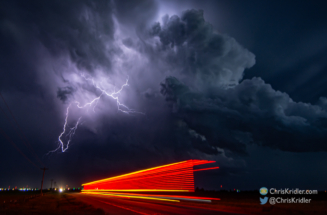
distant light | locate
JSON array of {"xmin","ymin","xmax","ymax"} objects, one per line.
[{"xmin": 59, "ymin": 188, "xmax": 63, "ymax": 192}]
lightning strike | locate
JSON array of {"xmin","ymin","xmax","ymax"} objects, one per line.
[{"xmin": 51, "ymin": 74, "xmax": 144, "ymax": 153}]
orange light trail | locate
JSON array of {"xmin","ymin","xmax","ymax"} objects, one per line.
[
  {"xmin": 83, "ymin": 160, "xmax": 189, "ymax": 186},
  {"xmin": 82, "ymin": 160, "xmax": 219, "ymax": 193},
  {"xmin": 82, "ymin": 189, "xmax": 190, "ymax": 192},
  {"xmin": 84, "ymin": 191, "xmax": 220, "ymax": 201},
  {"xmin": 83, "ymin": 191, "xmax": 180, "ymax": 202},
  {"xmin": 82, "ymin": 191, "xmax": 220, "ymax": 203}
]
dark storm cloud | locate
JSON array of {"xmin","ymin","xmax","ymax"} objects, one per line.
[
  {"xmin": 25, "ymin": 0, "xmax": 114, "ymax": 72},
  {"xmin": 218, "ymin": 0, "xmax": 327, "ymax": 104},
  {"xmin": 146, "ymin": 9, "xmax": 327, "ymax": 154},
  {"xmin": 160, "ymin": 76, "xmax": 327, "ymax": 153},
  {"xmin": 114, "ymin": 0, "xmax": 158, "ymax": 27},
  {"xmin": 57, "ymin": 86, "xmax": 75, "ymax": 103},
  {"xmin": 142, "ymin": 88, "xmax": 158, "ymax": 99},
  {"xmin": 0, "ymin": 0, "xmax": 114, "ymax": 94},
  {"xmin": 1, "ymin": 0, "xmax": 327, "ymax": 190},
  {"xmin": 147, "ymin": 9, "xmax": 255, "ymax": 90},
  {"xmin": 317, "ymin": 97, "xmax": 327, "ymax": 111},
  {"xmin": 0, "ymin": 0, "xmax": 117, "ymax": 188}
]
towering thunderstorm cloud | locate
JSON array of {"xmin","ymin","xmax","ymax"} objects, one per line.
[{"xmin": 51, "ymin": 74, "xmax": 144, "ymax": 153}]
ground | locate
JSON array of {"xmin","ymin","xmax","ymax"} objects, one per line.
[
  {"xmin": 0, "ymin": 191, "xmax": 326, "ymax": 214},
  {"xmin": 184, "ymin": 191, "xmax": 327, "ymax": 214},
  {"xmin": 0, "ymin": 191, "xmax": 105, "ymax": 215}
]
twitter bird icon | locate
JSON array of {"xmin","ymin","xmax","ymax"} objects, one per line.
[{"xmin": 260, "ymin": 197, "xmax": 268, "ymax": 205}]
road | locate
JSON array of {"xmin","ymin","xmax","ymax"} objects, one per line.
[{"xmin": 70, "ymin": 193, "xmax": 243, "ymax": 215}]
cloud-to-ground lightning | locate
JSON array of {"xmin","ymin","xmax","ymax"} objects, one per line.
[{"xmin": 50, "ymin": 74, "xmax": 144, "ymax": 153}]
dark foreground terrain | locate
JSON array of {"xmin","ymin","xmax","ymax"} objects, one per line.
[
  {"xmin": 0, "ymin": 191, "xmax": 326, "ymax": 214},
  {"xmin": 0, "ymin": 191, "xmax": 105, "ymax": 215}
]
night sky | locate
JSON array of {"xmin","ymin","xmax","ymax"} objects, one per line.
[{"xmin": 1, "ymin": 0, "xmax": 327, "ymax": 191}]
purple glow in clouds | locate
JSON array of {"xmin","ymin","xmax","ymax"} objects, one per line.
[{"xmin": 50, "ymin": 74, "xmax": 144, "ymax": 153}]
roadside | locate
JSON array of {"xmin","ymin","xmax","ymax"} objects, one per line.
[
  {"xmin": 0, "ymin": 192, "xmax": 105, "ymax": 215},
  {"xmin": 1, "ymin": 191, "xmax": 326, "ymax": 214}
]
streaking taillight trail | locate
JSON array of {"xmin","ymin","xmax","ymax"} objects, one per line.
[{"xmin": 82, "ymin": 160, "xmax": 219, "ymax": 202}]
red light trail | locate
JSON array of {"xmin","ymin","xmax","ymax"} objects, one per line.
[
  {"xmin": 82, "ymin": 160, "xmax": 219, "ymax": 195},
  {"xmin": 193, "ymin": 166, "xmax": 220, "ymax": 172}
]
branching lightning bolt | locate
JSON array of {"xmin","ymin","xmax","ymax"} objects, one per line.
[{"xmin": 50, "ymin": 74, "xmax": 144, "ymax": 153}]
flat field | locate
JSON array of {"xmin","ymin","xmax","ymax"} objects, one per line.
[
  {"xmin": 0, "ymin": 191, "xmax": 105, "ymax": 215},
  {"xmin": 0, "ymin": 191, "xmax": 326, "ymax": 214},
  {"xmin": 180, "ymin": 191, "xmax": 327, "ymax": 214}
]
